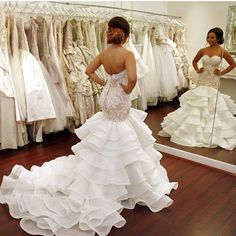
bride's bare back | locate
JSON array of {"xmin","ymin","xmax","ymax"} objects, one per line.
[
  {"xmin": 86, "ymin": 16, "xmax": 137, "ymax": 94},
  {"xmin": 100, "ymin": 45, "xmax": 130, "ymax": 75},
  {"xmin": 86, "ymin": 44, "xmax": 137, "ymax": 94}
]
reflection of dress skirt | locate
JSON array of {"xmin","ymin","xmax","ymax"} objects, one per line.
[
  {"xmin": 0, "ymin": 108, "xmax": 177, "ymax": 236},
  {"xmin": 159, "ymin": 86, "xmax": 236, "ymax": 150}
]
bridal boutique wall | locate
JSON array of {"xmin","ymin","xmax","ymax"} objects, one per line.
[
  {"xmin": 78, "ymin": 1, "xmax": 168, "ymax": 14},
  {"xmin": 167, "ymin": 1, "xmax": 231, "ymax": 62}
]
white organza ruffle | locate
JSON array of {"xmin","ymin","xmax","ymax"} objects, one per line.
[
  {"xmin": 0, "ymin": 108, "xmax": 177, "ymax": 236},
  {"xmin": 159, "ymin": 86, "xmax": 236, "ymax": 150}
]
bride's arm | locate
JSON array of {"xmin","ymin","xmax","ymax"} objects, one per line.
[
  {"xmin": 218, "ymin": 50, "xmax": 236, "ymax": 76},
  {"xmin": 192, "ymin": 49, "xmax": 204, "ymax": 73},
  {"xmin": 120, "ymin": 52, "xmax": 137, "ymax": 94},
  {"xmin": 85, "ymin": 54, "xmax": 106, "ymax": 86}
]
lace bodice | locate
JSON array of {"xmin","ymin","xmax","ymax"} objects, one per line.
[
  {"xmin": 194, "ymin": 55, "xmax": 222, "ymax": 88},
  {"xmin": 100, "ymin": 70, "xmax": 130, "ymax": 121},
  {"xmin": 202, "ymin": 55, "xmax": 221, "ymax": 69}
]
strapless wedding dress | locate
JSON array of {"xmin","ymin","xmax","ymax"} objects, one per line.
[
  {"xmin": 159, "ymin": 55, "xmax": 236, "ymax": 150},
  {"xmin": 0, "ymin": 70, "xmax": 177, "ymax": 236}
]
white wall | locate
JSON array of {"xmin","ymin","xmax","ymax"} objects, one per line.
[
  {"xmin": 119, "ymin": 1, "xmax": 167, "ymax": 14},
  {"xmin": 167, "ymin": 1, "xmax": 232, "ymax": 63},
  {"xmin": 78, "ymin": 1, "xmax": 167, "ymax": 14}
]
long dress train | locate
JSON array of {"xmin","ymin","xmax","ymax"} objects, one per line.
[{"xmin": 0, "ymin": 70, "xmax": 177, "ymax": 236}]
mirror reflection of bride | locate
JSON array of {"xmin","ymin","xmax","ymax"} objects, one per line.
[{"xmin": 158, "ymin": 27, "xmax": 236, "ymax": 150}]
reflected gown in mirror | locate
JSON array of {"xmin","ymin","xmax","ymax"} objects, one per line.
[
  {"xmin": 0, "ymin": 70, "xmax": 177, "ymax": 236},
  {"xmin": 159, "ymin": 55, "xmax": 236, "ymax": 150}
]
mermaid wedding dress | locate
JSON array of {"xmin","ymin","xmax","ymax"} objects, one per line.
[
  {"xmin": 0, "ymin": 70, "xmax": 177, "ymax": 236},
  {"xmin": 159, "ymin": 55, "xmax": 236, "ymax": 150}
]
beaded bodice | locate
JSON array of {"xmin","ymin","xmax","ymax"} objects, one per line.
[
  {"xmin": 202, "ymin": 55, "xmax": 221, "ymax": 70},
  {"xmin": 195, "ymin": 55, "xmax": 222, "ymax": 88},
  {"xmin": 99, "ymin": 70, "xmax": 130, "ymax": 121}
]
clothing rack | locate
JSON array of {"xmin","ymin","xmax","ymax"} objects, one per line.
[
  {"xmin": 50, "ymin": 1, "xmax": 181, "ymax": 19},
  {"xmin": 0, "ymin": 1, "xmax": 184, "ymax": 26}
]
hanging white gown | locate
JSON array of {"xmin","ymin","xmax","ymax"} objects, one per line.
[
  {"xmin": 8, "ymin": 15, "xmax": 27, "ymax": 122},
  {"xmin": 142, "ymin": 27, "xmax": 160, "ymax": 106},
  {"xmin": 125, "ymin": 37, "xmax": 149, "ymax": 106},
  {"xmin": 159, "ymin": 55, "xmax": 236, "ymax": 150},
  {"xmin": 0, "ymin": 49, "xmax": 14, "ymax": 98},
  {"xmin": 153, "ymin": 38, "xmax": 180, "ymax": 101},
  {"xmin": 7, "ymin": 15, "xmax": 29, "ymax": 147},
  {"xmin": 33, "ymin": 17, "xmax": 74, "ymax": 134},
  {"xmin": 20, "ymin": 50, "xmax": 56, "ymax": 122},
  {"xmin": 16, "ymin": 16, "xmax": 56, "ymax": 124},
  {"xmin": 0, "ymin": 43, "xmax": 18, "ymax": 149},
  {"xmin": 0, "ymin": 70, "xmax": 177, "ymax": 236},
  {"xmin": 0, "ymin": 13, "xmax": 28, "ymax": 150}
]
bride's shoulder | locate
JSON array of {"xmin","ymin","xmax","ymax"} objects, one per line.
[
  {"xmin": 200, "ymin": 47, "xmax": 207, "ymax": 53},
  {"xmin": 122, "ymin": 48, "xmax": 134, "ymax": 57},
  {"xmin": 123, "ymin": 47, "xmax": 133, "ymax": 54}
]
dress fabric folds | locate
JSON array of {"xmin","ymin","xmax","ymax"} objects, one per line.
[
  {"xmin": 0, "ymin": 70, "xmax": 177, "ymax": 236},
  {"xmin": 159, "ymin": 55, "xmax": 236, "ymax": 150},
  {"xmin": 0, "ymin": 13, "xmax": 19, "ymax": 149}
]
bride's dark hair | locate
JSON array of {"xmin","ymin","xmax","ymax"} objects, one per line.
[
  {"xmin": 207, "ymin": 27, "xmax": 224, "ymax": 44},
  {"xmin": 107, "ymin": 16, "xmax": 130, "ymax": 44}
]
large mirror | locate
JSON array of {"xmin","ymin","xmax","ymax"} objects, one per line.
[
  {"xmin": 211, "ymin": 5, "xmax": 236, "ymax": 165},
  {"xmin": 155, "ymin": 2, "xmax": 236, "ymax": 174}
]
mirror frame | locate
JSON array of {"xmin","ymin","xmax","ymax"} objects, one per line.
[{"xmin": 225, "ymin": 5, "xmax": 236, "ymax": 54}]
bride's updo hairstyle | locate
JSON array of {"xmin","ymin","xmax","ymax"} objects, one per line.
[
  {"xmin": 107, "ymin": 16, "xmax": 130, "ymax": 44},
  {"xmin": 207, "ymin": 27, "xmax": 224, "ymax": 45}
]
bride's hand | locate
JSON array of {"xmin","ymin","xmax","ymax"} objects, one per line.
[
  {"xmin": 213, "ymin": 69, "xmax": 221, "ymax": 76},
  {"xmin": 120, "ymin": 83, "xmax": 130, "ymax": 94},
  {"xmin": 101, "ymin": 80, "xmax": 107, "ymax": 86},
  {"xmin": 197, "ymin": 68, "xmax": 204, "ymax": 73}
]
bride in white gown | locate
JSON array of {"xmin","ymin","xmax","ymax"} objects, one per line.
[
  {"xmin": 0, "ymin": 16, "xmax": 177, "ymax": 236},
  {"xmin": 159, "ymin": 27, "xmax": 236, "ymax": 150}
]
